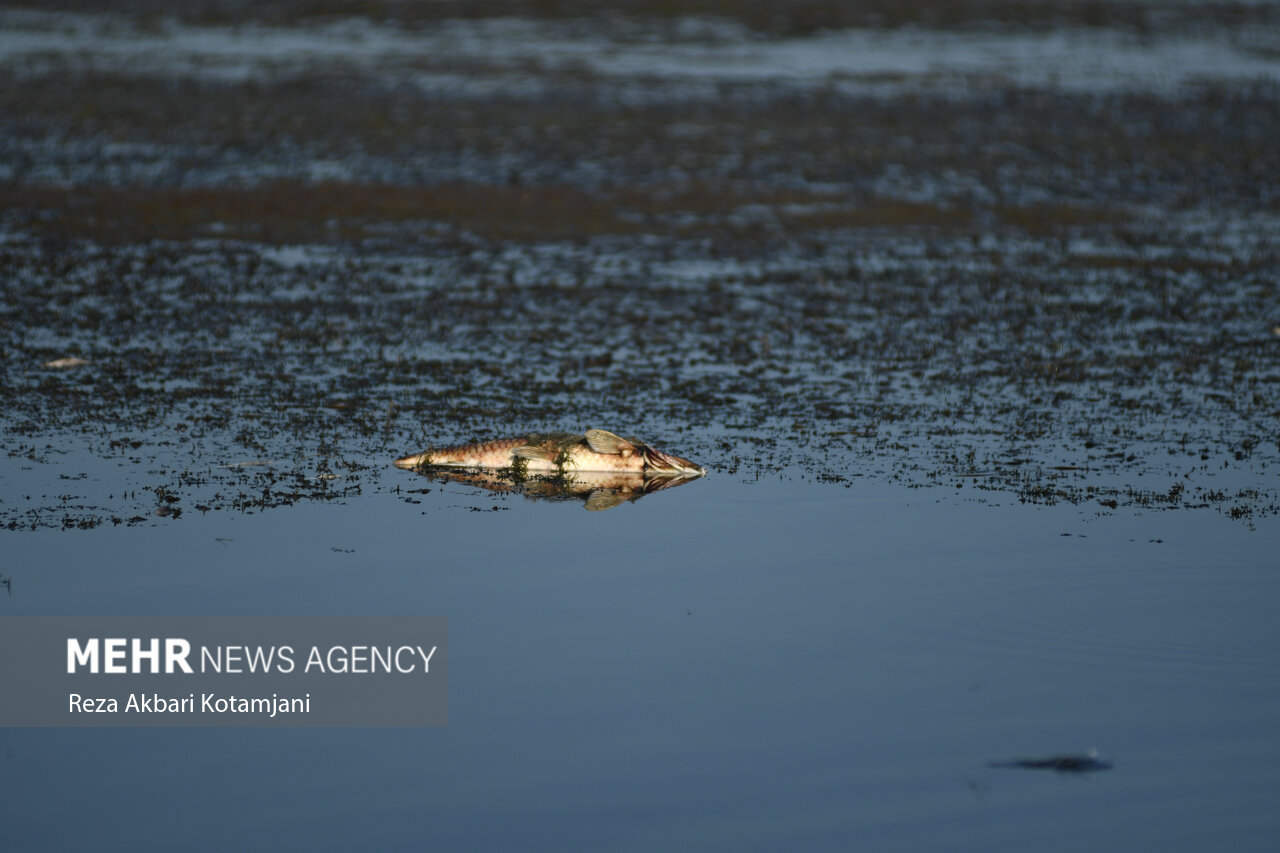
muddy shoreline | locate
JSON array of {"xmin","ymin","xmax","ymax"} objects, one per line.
[
  {"xmin": 2, "ymin": 4, "xmax": 1277, "ymax": 529},
  {"xmin": 15, "ymin": 1, "xmax": 1280, "ymax": 35}
]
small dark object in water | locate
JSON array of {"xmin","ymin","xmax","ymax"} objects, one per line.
[{"xmin": 987, "ymin": 752, "xmax": 1113, "ymax": 773}]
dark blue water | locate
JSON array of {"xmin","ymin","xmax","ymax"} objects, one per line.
[{"xmin": 3, "ymin": 470, "xmax": 1277, "ymax": 851}]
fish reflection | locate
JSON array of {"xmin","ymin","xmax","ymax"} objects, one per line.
[{"xmin": 401, "ymin": 466, "xmax": 703, "ymax": 511}]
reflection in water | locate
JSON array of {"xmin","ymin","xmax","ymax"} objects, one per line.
[{"xmin": 401, "ymin": 467, "xmax": 704, "ymax": 511}]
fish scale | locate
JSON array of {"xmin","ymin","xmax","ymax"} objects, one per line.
[{"xmin": 424, "ymin": 437, "xmax": 535, "ymax": 469}]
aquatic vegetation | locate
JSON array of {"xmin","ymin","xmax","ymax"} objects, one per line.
[{"xmin": 1, "ymin": 5, "xmax": 1277, "ymax": 528}]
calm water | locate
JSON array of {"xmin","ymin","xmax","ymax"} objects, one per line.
[
  {"xmin": 3, "ymin": 471, "xmax": 1277, "ymax": 851},
  {"xmin": 3, "ymin": 3, "xmax": 1279, "ymax": 849}
]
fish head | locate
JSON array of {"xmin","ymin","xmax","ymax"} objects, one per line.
[
  {"xmin": 393, "ymin": 452, "xmax": 429, "ymax": 470},
  {"xmin": 638, "ymin": 444, "xmax": 706, "ymax": 476}
]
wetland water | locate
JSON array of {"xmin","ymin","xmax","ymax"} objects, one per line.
[{"xmin": 2, "ymin": 2, "xmax": 1279, "ymax": 850}]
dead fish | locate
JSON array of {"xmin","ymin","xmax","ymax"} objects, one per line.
[
  {"xmin": 987, "ymin": 750, "xmax": 1113, "ymax": 773},
  {"xmin": 394, "ymin": 429, "xmax": 705, "ymax": 477},
  {"xmin": 413, "ymin": 467, "xmax": 701, "ymax": 511}
]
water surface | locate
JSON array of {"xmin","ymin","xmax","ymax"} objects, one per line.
[
  {"xmin": 3, "ymin": 473, "xmax": 1278, "ymax": 851},
  {"xmin": 2, "ymin": 2, "xmax": 1278, "ymax": 849}
]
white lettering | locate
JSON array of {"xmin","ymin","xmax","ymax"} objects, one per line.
[
  {"xmin": 68, "ymin": 694, "xmax": 117, "ymax": 712},
  {"xmin": 166, "ymin": 638, "xmax": 193, "ymax": 673},
  {"xmin": 67, "ymin": 639, "xmax": 97, "ymax": 673},
  {"xmin": 103, "ymin": 638, "xmax": 127, "ymax": 673},
  {"xmin": 131, "ymin": 638, "xmax": 160, "ymax": 673},
  {"xmin": 245, "ymin": 646, "xmax": 273, "ymax": 673}
]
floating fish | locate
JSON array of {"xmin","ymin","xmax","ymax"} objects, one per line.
[
  {"xmin": 987, "ymin": 750, "xmax": 1113, "ymax": 773},
  {"xmin": 409, "ymin": 467, "xmax": 701, "ymax": 511},
  {"xmin": 394, "ymin": 429, "xmax": 705, "ymax": 477}
]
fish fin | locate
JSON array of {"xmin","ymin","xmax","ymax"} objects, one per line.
[
  {"xmin": 513, "ymin": 446, "xmax": 556, "ymax": 463},
  {"xmin": 584, "ymin": 429, "xmax": 636, "ymax": 458},
  {"xmin": 584, "ymin": 490, "xmax": 628, "ymax": 511}
]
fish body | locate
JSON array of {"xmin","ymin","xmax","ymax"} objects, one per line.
[{"xmin": 394, "ymin": 429, "xmax": 705, "ymax": 477}]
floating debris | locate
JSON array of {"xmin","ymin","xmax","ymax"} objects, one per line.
[
  {"xmin": 987, "ymin": 750, "xmax": 1113, "ymax": 773},
  {"xmin": 224, "ymin": 460, "xmax": 274, "ymax": 469},
  {"xmin": 42, "ymin": 357, "xmax": 90, "ymax": 369}
]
